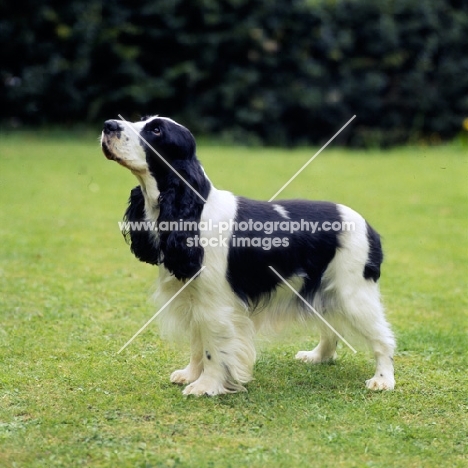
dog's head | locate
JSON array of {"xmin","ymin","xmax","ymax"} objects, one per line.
[
  {"xmin": 101, "ymin": 115, "xmax": 210, "ymax": 280},
  {"xmin": 100, "ymin": 116, "xmax": 196, "ymax": 177}
]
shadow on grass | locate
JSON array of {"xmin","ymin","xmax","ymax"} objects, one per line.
[{"xmin": 249, "ymin": 351, "xmax": 375, "ymax": 397}]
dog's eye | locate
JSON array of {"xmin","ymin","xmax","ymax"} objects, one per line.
[{"xmin": 152, "ymin": 127, "xmax": 161, "ymax": 136}]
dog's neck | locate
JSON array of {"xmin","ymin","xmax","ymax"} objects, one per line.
[
  {"xmin": 133, "ymin": 169, "xmax": 160, "ymax": 220},
  {"xmin": 133, "ymin": 158, "xmax": 213, "ymax": 223}
]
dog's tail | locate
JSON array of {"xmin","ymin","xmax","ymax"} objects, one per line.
[{"xmin": 363, "ymin": 222, "xmax": 383, "ymax": 282}]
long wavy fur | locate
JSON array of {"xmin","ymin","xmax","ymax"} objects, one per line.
[
  {"xmin": 156, "ymin": 158, "xmax": 210, "ymax": 280},
  {"xmin": 123, "ymin": 186, "xmax": 160, "ymax": 265}
]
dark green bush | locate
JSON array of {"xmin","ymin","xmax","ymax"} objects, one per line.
[{"xmin": 1, "ymin": 0, "xmax": 467, "ymax": 146}]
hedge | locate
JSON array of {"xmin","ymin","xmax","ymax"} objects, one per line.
[{"xmin": 1, "ymin": 0, "xmax": 467, "ymax": 146}]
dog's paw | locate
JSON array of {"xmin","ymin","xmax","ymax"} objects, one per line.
[
  {"xmin": 365, "ymin": 375, "xmax": 395, "ymax": 391},
  {"xmin": 182, "ymin": 376, "xmax": 231, "ymax": 397},
  {"xmin": 295, "ymin": 350, "xmax": 337, "ymax": 364},
  {"xmin": 170, "ymin": 367, "xmax": 200, "ymax": 385}
]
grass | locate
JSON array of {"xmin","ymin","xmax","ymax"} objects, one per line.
[{"xmin": 0, "ymin": 130, "xmax": 467, "ymax": 467}]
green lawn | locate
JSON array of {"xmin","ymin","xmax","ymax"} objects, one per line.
[{"xmin": 1, "ymin": 131, "xmax": 467, "ymax": 467}]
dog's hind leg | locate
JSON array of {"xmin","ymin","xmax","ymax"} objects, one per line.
[
  {"xmin": 328, "ymin": 206, "xmax": 395, "ymax": 390},
  {"xmin": 296, "ymin": 324, "xmax": 338, "ymax": 364},
  {"xmin": 361, "ymin": 304, "xmax": 396, "ymax": 391},
  {"xmin": 339, "ymin": 282, "xmax": 396, "ymax": 391}
]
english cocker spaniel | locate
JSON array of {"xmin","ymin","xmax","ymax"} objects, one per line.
[{"xmin": 101, "ymin": 116, "xmax": 395, "ymax": 396}]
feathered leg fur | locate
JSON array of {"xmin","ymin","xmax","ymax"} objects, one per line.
[{"xmin": 157, "ymin": 268, "xmax": 257, "ymax": 396}]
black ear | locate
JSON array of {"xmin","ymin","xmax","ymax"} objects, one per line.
[
  {"xmin": 161, "ymin": 229, "xmax": 205, "ymax": 280},
  {"xmin": 123, "ymin": 186, "xmax": 160, "ymax": 265},
  {"xmin": 157, "ymin": 159, "xmax": 210, "ymax": 280}
]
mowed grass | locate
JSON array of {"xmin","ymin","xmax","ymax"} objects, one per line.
[{"xmin": 0, "ymin": 130, "xmax": 467, "ymax": 467}]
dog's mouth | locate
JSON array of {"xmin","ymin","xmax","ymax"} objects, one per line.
[
  {"xmin": 101, "ymin": 140, "xmax": 116, "ymax": 161},
  {"xmin": 101, "ymin": 140, "xmax": 134, "ymax": 170},
  {"xmin": 101, "ymin": 131, "xmax": 147, "ymax": 173}
]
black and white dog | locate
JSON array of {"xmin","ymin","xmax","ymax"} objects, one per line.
[{"xmin": 101, "ymin": 116, "xmax": 395, "ymax": 396}]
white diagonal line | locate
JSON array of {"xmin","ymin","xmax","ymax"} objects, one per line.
[
  {"xmin": 118, "ymin": 115, "xmax": 207, "ymax": 203},
  {"xmin": 117, "ymin": 266, "xmax": 206, "ymax": 354},
  {"xmin": 268, "ymin": 115, "xmax": 356, "ymax": 202},
  {"xmin": 268, "ymin": 266, "xmax": 357, "ymax": 353}
]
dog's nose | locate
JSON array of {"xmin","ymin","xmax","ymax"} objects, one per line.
[{"xmin": 103, "ymin": 120, "xmax": 122, "ymax": 134}]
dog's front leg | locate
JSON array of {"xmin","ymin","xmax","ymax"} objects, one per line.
[
  {"xmin": 181, "ymin": 308, "xmax": 256, "ymax": 396},
  {"xmin": 170, "ymin": 323, "xmax": 203, "ymax": 385}
]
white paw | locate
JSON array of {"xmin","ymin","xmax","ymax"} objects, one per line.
[
  {"xmin": 182, "ymin": 376, "xmax": 231, "ymax": 396},
  {"xmin": 295, "ymin": 350, "xmax": 337, "ymax": 364},
  {"xmin": 170, "ymin": 367, "xmax": 199, "ymax": 385},
  {"xmin": 365, "ymin": 375, "xmax": 395, "ymax": 391}
]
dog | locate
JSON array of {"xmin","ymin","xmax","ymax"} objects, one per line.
[{"xmin": 101, "ymin": 115, "xmax": 395, "ymax": 396}]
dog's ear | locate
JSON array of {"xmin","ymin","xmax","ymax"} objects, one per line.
[
  {"xmin": 123, "ymin": 186, "xmax": 161, "ymax": 265},
  {"xmin": 161, "ymin": 229, "xmax": 204, "ymax": 280},
  {"xmin": 157, "ymin": 160, "xmax": 209, "ymax": 280}
]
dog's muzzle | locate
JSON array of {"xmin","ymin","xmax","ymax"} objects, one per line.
[{"xmin": 101, "ymin": 120, "xmax": 122, "ymax": 160}]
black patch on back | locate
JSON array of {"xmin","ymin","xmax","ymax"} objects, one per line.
[
  {"xmin": 363, "ymin": 222, "xmax": 383, "ymax": 281},
  {"xmin": 227, "ymin": 198, "xmax": 341, "ymax": 307}
]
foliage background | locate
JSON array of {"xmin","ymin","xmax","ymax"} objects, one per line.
[{"xmin": 1, "ymin": 0, "xmax": 468, "ymax": 146}]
